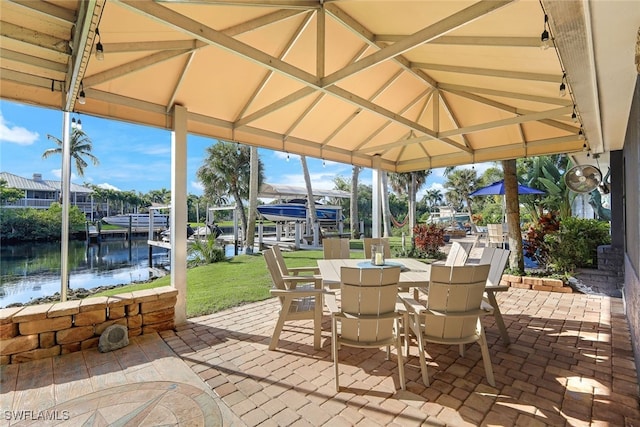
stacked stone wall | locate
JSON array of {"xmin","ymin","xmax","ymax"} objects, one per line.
[{"xmin": 0, "ymin": 286, "xmax": 176, "ymax": 365}]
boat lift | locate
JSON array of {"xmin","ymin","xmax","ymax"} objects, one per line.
[{"xmin": 257, "ymin": 183, "xmax": 350, "ymax": 249}]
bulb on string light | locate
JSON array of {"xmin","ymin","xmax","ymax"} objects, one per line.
[
  {"xmin": 559, "ymin": 73, "xmax": 567, "ymax": 97},
  {"xmin": 286, "ymin": 153, "xmax": 289, "ymax": 162},
  {"xmin": 540, "ymin": 15, "xmax": 550, "ymax": 50}
]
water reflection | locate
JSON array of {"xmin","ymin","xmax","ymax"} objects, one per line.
[{"xmin": 0, "ymin": 239, "xmax": 169, "ymax": 307}]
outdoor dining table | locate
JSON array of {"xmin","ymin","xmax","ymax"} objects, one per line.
[
  {"xmin": 317, "ymin": 258, "xmax": 431, "ymax": 290},
  {"xmin": 317, "ymin": 257, "xmax": 511, "ymax": 345}
]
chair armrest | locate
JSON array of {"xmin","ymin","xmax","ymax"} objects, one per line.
[
  {"xmin": 398, "ymin": 294, "xmax": 426, "ymax": 314},
  {"xmin": 282, "ymin": 275, "xmax": 322, "ymax": 290},
  {"xmin": 287, "ymin": 266, "xmax": 320, "ymax": 275},
  {"xmin": 325, "ymin": 292, "xmax": 339, "ymax": 313},
  {"xmin": 485, "ymin": 285, "xmax": 509, "ymax": 293},
  {"xmin": 270, "ymin": 288, "xmax": 324, "ymax": 298}
]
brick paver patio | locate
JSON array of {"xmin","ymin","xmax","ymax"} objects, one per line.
[
  {"xmin": 162, "ymin": 288, "xmax": 640, "ymax": 426},
  {"xmin": 2, "ymin": 285, "xmax": 638, "ymax": 426}
]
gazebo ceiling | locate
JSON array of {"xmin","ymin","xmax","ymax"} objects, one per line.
[{"xmin": 1, "ymin": 0, "xmax": 637, "ymax": 173}]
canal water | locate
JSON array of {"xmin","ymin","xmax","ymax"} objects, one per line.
[{"xmin": 0, "ymin": 239, "xmax": 170, "ymax": 308}]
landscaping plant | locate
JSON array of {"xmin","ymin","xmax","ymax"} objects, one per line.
[
  {"xmin": 543, "ymin": 217, "xmax": 611, "ymax": 272},
  {"xmin": 412, "ymin": 223, "xmax": 446, "ymax": 259}
]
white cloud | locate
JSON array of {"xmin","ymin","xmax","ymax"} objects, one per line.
[
  {"xmin": 96, "ymin": 182, "xmax": 121, "ymax": 191},
  {"xmin": 190, "ymin": 180, "xmax": 204, "ymax": 192},
  {"xmin": 0, "ymin": 113, "xmax": 39, "ymax": 145}
]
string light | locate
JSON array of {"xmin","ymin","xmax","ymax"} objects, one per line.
[
  {"xmin": 559, "ymin": 73, "xmax": 566, "ymax": 97},
  {"xmin": 78, "ymin": 82, "xmax": 86, "ymax": 104},
  {"xmin": 540, "ymin": 14, "xmax": 550, "ymax": 50},
  {"xmin": 95, "ymin": 28, "xmax": 104, "ymax": 61},
  {"xmin": 286, "ymin": 153, "xmax": 290, "ymax": 162},
  {"xmin": 571, "ymin": 105, "xmax": 578, "ymax": 122}
]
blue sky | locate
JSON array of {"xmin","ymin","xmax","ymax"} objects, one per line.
[{"xmin": 0, "ymin": 99, "xmax": 487, "ymax": 200}]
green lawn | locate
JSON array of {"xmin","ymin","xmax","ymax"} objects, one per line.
[{"xmin": 93, "ymin": 239, "xmax": 410, "ymax": 318}]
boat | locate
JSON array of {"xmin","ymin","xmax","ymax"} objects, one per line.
[
  {"xmin": 102, "ymin": 213, "xmax": 169, "ymax": 228},
  {"xmin": 257, "ymin": 200, "xmax": 343, "ymax": 223}
]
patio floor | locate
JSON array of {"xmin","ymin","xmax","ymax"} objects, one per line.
[
  {"xmin": 163, "ymin": 288, "xmax": 640, "ymax": 426},
  {"xmin": 2, "ymin": 286, "xmax": 639, "ymax": 426}
]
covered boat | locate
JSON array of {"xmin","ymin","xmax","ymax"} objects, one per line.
[
  {"xmin": 257, "ymin": 200, "xmax": 342, "ymax": 223},
  {"xmin": 102, "ymin": 213, "xmax": 169, "ymax": 228}
]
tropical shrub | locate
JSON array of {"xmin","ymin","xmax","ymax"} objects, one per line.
[
  {"xmin": 543, "ymin": 218, "xmax": 611, "ymax": 272},
  {"xmin": 524, "ymin": 212, "xmax": 560, "ymax": 265},
  {"xmin": 412, "ymin": 223, "xmax": 446, "ymax": 258},
  {"xmin": 187, "ymin": 236, "xmax": 226, "ymax": 266}
]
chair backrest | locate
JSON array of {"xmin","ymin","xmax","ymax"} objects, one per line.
[
  {"xmin": 363, "ymin": 237, "xmax": 391, "ymax": 259},
  {"xmin": 339, "ymin": 266, "xmax": 401, "ymax": 343},
  {"xmin": 487, "ymin": 224, "xmax": 504, "ymax": 245},
  {"xmin": 270, "ymin": 244, "xmax": 289, "ymax": 275},
  {"xmin": 478, "ymin": 247, "xmax": 511, "ymax": 287},
  {"xmin": 425, "ymin": 264, "xmax": 490, "ymax": 340},
  {"xmin": 323, "ymin": 238, "xmax": 350, "ymax": 259},
  {"xmin": 444, "ymin": 241, "xmax": 473, "ymax": 266},
  {"xmin": 264, "ymin": 248, "xmax": 287, "ymax": 292}
]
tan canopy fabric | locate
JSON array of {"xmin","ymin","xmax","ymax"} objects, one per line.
[{"xmin": 3, "ymin": 0, "xmax": 636, "ymax": 173}]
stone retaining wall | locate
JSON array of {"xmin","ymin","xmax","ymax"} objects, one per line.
[
  {"xmin": 0, "ymin": 286, "xmax": 177, "ymax": 365},
  {"xmin": 501, "ymin": 274, "xmax": 573, "ymax": 293}
]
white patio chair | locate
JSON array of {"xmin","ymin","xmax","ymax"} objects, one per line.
[
  {"xmin": 264, "ymin": 248, "xmax": 324, "ymax": 350},
  {"xmin": 477, "ymin": 247, "xmax": 511, "ymax": 345},
  {"xmin": 487, "ymin": 224, "xmax": 506, "ymax": 248},
  {"xmin": 401, "ymin": 264, "xmax": 495, "ymax": 387},
  {"xmin": 323, "ymin": 238, "xmax": 350, "ymax": 259},
  {"xmin": 444, "ymin": 241, "xmax": 473, "ymax": 266},
  {"xmin": 362, "ymin": 237, "xmax": 391, "ymax": 259},
  {"xmin": 326, "ymin": 265, "xmax": 405, "ymax": 392}
]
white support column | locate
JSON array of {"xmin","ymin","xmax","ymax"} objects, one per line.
[
  {"xmin": 171, "ymin": 105, "xmax": 188, "ymax": 325},
  {"xmin": 60, "ymin": 111, "xmax": 72, "ymax": 302},
  {"xmin": 371, "ymin": 155, "xmax": 382, "ymax": 238}
]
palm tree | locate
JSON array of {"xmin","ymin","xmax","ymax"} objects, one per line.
[
  {"xmin": 42, "ymin": 128, "xmax": 99, "ymax": 177},
  {"xmin": 197, "ymin": 141, "xmax": 264, "ymax": 246},
  {"xmin": 388, "ymin": 170, "xmax": 431, "ymax": 235},
  {"xmin": 423, "ymin": 188, "xmax": 443, "ymax": 213},
  {"xmin": 503, "ymin": 159, "xmax": 524, "ymax": 272},
  {"xmin": 443, "ymin": 168, "xmax": 479, "ymax": 221},
  {"xmin": 147, "ymin": 188, "xmax": 171, "ymax": 205}
]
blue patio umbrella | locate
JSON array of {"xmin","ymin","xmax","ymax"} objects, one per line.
[
  {"xmin": 470, "ymin": 180, "xmax": 545, "ymax": 196},
  {"xmin": 470, "ymin": 179, "xmax": 545, "ymax": 224}
]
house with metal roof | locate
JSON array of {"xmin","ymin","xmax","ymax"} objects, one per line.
[{"xmin": 1, "ymin": 172, "xmax": 94, "ymax": 216}]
